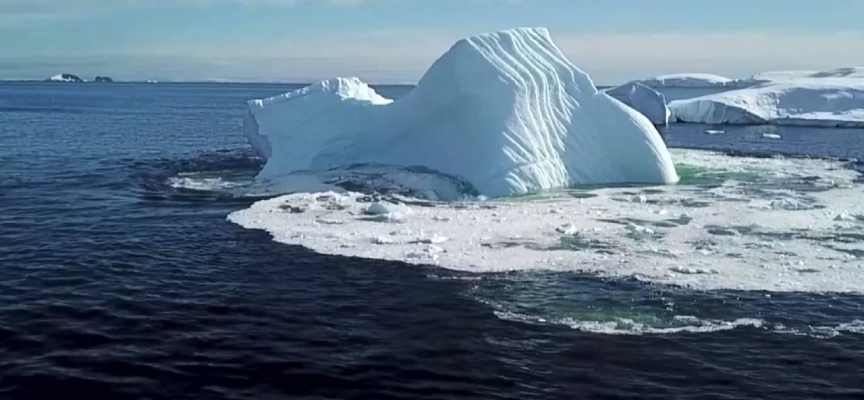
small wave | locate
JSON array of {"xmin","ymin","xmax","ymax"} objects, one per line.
[
  {"xmin": 494, "ymin": 311, "xmax": 864, "ymax": 337},
  {"xmin": 167, "ymin": 176, "xmax": 245, "ymax": 191},
  {"xmin": 495, "ymin": 310, "xmax": 766, "ymax": 335}
]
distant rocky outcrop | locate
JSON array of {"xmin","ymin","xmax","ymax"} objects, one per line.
[
  {"xmin": 46, "ymin": 74, "xmax": 84, "ymax": 83},
  {"xmin": 94, "ymin": 76, "xmax": 114, "ymax": 83}
]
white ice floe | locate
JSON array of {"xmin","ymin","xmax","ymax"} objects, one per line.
[
  {"xmin": 229, "ymin": 149, "xmax": 864, "ymax": 293},
  {"xmin": 243, "ymin": 28, "xmax": 678, "ymax": 199},
  {"xmin": 605, "ymin": 82, "xmax": 670, "ymax": 125},
  {"xmin": 670, "ymin": 72, "xmax": 864, "ymax": 127}
]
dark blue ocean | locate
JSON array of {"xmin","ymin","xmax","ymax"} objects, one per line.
[{"xmin": 2, "ymin": 81, "xmax": 864, "ymax": 400}]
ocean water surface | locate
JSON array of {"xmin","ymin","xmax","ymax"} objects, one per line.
[{"xmin": 1, "ymin": 82, "xmax": 864, "ymax": 399}]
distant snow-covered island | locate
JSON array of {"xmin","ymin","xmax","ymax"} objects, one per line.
[
  {"xmin": 43, "ymin": 74, "xmax": 115, "ymax": 83},
  {"xmin": 609, "ymin": 67, "xmax": 864, "ymax": 128},
  {"xmin": 46, "ymin": 74, "xmax": 84, "ymax": 83}
]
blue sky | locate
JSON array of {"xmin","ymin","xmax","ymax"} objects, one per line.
[{"xmin": 1, "ymin": 0, "xmax": 863, "ymax": 84}]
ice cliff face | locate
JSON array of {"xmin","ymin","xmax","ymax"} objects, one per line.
[
  {"xmin": 244, "ymin": 28, "xmax": 679, "ymax": 198},
  {"xmin": 670, "ymin": 75, "xmax": 864, "ymax": 127}
]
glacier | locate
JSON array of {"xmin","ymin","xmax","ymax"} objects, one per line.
[
  {"xmin": 670, "ymin": 76, "xmax": 864, "ymax": 127},
  {"xmin": 605, "ymin": 81, "xmax": 670, "ymax": 125},
  {"xmin": 243, "ymin": 28, "xmax": 678, "ymax": 199}
]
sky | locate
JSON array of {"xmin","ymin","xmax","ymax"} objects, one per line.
[{"xmin": 1, "ymin": 0, "xmax": 863, "ymax": 85}]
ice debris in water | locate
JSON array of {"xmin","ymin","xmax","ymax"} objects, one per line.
[
  {"xmin": 763, "ymin": 133, "xmax": 782, "ymax": 139},
  {"xmin": 556, "ymin": 224, "xmax": 579, "ymax": 236},
  {"xmin": 229, "ymin": 149, "xmax": 864, "ymax": 293},
  {"xmin": 628, "ymin": 195, "xmax": 648, "ymax": 203},
  {"xmin": 669, "ymin": 266, "xmax": 720, "ymax": 275},
  {"xmin": 626, "ymin": 223, "xmax": 656, "ymax": 238},
  {"xmin": 366, "ymin": 201, "xmax": 413, "ymax": 216},
  {"xmin": 415, "ymin": 233, "xmax": 450, "ymax": 244},
  {"xmin": 769, "ymin": 198, "xmax": 806, "ymax": 211},
  {"xmin": 834, "ymin": 211, "xmax": 864, "ymax": 222}
]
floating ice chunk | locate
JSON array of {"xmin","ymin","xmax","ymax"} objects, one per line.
[
  {"xmin": 366, "ymin": 201, "xmax": 413, "ymax": 216},
  {"xmin": 365, "ymin": 212, "xmax": 409, "ymax": 223},
  {"xmin": 670, "ymin": 266, "xmax": 720, "ymax": 275},
  {"xmin": 704, "ymin": 129, "xmax": 725, "ymax": 135},
  {"xmin": 243, "ymin": 28, "xmax": 679, "ymax": 198},
  {"xmin": 315, "ymin": 218, "xmax": 345, "ymax": 225},
  {"xmin": 790, "ymin": 266, "xmax": 821, "ymax": 273},
  {"xmin": 626, "ymin": 223, "xmax": 656, "ymax": 238},
  {"xmin": 763, "ymin": 133, "xmax": 782, "ymax": 139},
  {"xmin": 374, "ymin": 236, "xmax": 395, "ymax": 245},
  {"xmin": 556, "ymin": 223, "xmax": 579, "ymax": 235},
  {"xmin": 834, "ymin": 211, "xmax": 864, "ymax": 222},
  {"xmin": 427, "ymin": 245, "xmax": 445, "ymax": 254},
  {"xmin": 415, "ymin": 233, "xmax": 450, "ymax": 244},
  {"xmin": 769, "ymin": 198, "xmax": 804, "ymax": 210},
  {"xmin": 835, "ymin": 212, "xmax": 856, "ymax": 222},
  {"xmin": 406, "ymin": 245, "xmax": 445, "ymax": 260},
  {"xmin": 628, "ymin": 195, "xmax": 648, "ymax": 204}
]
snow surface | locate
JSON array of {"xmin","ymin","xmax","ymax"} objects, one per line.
[
  {"xmin": 229, "ymin": 149, "xmax": 864, "ymax": 293},
  {"xmin": 605, "ymin": 82, "xmax": 670, "ymax": 125},
  {"xmin": 670, "ymin": 79, "xmax": 864, "ymax": 127},
  {"xmin": 244, "ymin": 28, "xmax": 678, "ymax": 199}
]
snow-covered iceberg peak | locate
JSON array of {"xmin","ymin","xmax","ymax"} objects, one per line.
[
  {"xmin": 245, "ymin": 27, "xmax": 679, "ymax": 198},
  {"xmin": 252, "ymin": 77, "xmax": 392, "ymax": 107}
]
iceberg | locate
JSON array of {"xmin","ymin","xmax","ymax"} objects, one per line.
[
  {"xmin": 605, "ymin": 82, "xmax": 670, "ymax": 125},
  {"xmin": 634, "ymin": 73, "xmax": 737, "ymax": 88},
  {"xmin": 46, "ymin": 73, "xmax": 84, "ymax": 83},
  {"xmin": 670, "ymin": 78, "xmax": 864, "ymax": 127},
  {"xmin": 748, "ymin": 67, "xmax": 864, "ymax": 83},
  {"xmin": 243, "ymin": 28, "xmax": 678, "ymax": 198}
]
